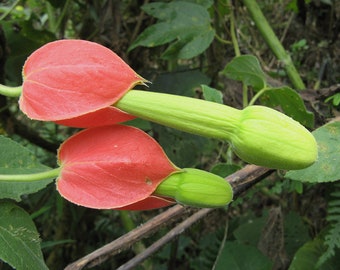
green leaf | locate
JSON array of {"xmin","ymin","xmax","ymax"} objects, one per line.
[
  {"xmin": 285, "ymin": 122, "xmax": 340, "ymax": 183},
  {"xmin": 162, "ymin": 28, "xmax": 214, "ymax": 59},
  {"xmin": 260, "ymin": 86, "xmax": 314, "ymax": 128},
  {"xmin": 0, "ymin": 201, "xmax": 48, "ymax": 270},
  {"xmin": 288, "ymin": 237, "xmax": 340, "ymax": 270},
  {"xmin": 0, "ymin": 136, "xmax": 54, "ymax": 201},
  {"xmin": 222, "ymin": 55, "xmax": 267, "ymax": 91},
  {"xmin": 215, "ymin": 241, "xmax": 273, "ymax": 270},
  {"xmin": 128, "ymin": 1, "xmax": 215, "ymax": 59},
  {"xmin": 201, "ymin": 84, "xmax": 223, "ymax": 104}
]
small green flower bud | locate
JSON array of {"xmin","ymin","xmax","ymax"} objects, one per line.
[{"xmin": 154, "ymin": 168, "xmax": 233, "ymax": 208}]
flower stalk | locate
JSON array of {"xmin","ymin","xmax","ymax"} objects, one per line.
[
  {"xmin": 0, "ymin": 84, "xmax": 22, "ymax": 98},
  {"xmin": 0, "ymin": 167, "xmax": 61, "ymax": 181}
]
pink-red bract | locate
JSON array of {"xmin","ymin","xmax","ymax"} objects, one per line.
[
  {"xmin": 20, "ymin": 39, "xmax": 145, "ymax": 127},
  {"xmin": 57, "ymin": 125, "xmax": 179, "ymax": 209}
]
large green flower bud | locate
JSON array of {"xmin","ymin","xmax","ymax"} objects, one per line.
[
  {"xmin": 154, "ymin": 168, "xmax": 233, "ymax": 208},
  {"xmin": 230, "ymin": 106, "xmax": 318, "ymax": 170}
]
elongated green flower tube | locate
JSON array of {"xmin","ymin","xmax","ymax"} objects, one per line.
[
  {"xmin": 116, "ymin": 90, "xmax": 317, "ymax": 170},
  {"xmin": 154, "ymin": 168, "xmax": 233, "ymax": 208}
]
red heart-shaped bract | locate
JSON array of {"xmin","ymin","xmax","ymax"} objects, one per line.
[
  {"xmin": 57, "ymin": 125, "xmax": 179, "ymax": 209},
  {"xmin": 118, "ymin": 196, "xmax": 175, "ymax": 211},
  {"xmin": 19, "ymin": 40, "xmax": 144, "ymax": 127},
  {"xmin": 55, "ymin": 106, "xmax": 135, "ymax": 128}
]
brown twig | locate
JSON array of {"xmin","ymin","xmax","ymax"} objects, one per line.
[
  {"xmin": 64, "ymin": 204, "xmax": 189, "ymax": 270},
  {"xmin": 64, "ymin": 165, "xmax": 273, "ymax": 270},
  {"xmin": 117, "ymin": 208, "xmax": 213, "ymax": 270}
]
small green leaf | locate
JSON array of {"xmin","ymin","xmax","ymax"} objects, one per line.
[
  {"xmin": 285, "ymin": 122, "xmax": 340, "ymax": 183},
  {"xmin": 162, "ymin": 28, "xmax": 215, "ymax": 59},
  {"xmin": 0, "ymin": 201, "xmax": 48, "ymax": 270},
  {"xmin": 201, "ymin": 84, "xmax": 223, "ymax": 104},
  {"xmin": 0, "ymin": 136, "xmax": 54, "ymax": 201},
  {"xmin": 260, "ymin": 86, "xmax": 314, "ymax": 128},
  {"xmin": 222, "ymin": 55, "xmax": 267, "ymax": 91},
  {"xmin": 129, "ymin": 2, "xmax": 214, "ymax": 59}
]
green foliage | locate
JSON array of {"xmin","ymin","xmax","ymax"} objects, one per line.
[
  {"xmin": 0, "ymin": 136, "xmax": 54, "ymax": 201},
  {"xmin": 288, "ymin": 237, "xmax": 340, "ymax": 270},
  {"xmin": 317, "ymin": 182, "xmax": 340, "ymax": 267},
  {"xmin": 223, "ymin": 55, "xmax": 314, "ymax": 128},
  {"xmin": 260, "ymin": 86, "xmax": 314, "ymax": 128},
  {"xmin": 201, "ymin": 84, "xmax": 224, "ymax": 104},
  {"xmin": 215, "ymin": 241, "xmax": 273, "ymax": 270},
  {"xmin": 325, "ymin": 93, "xmax": 340, "ymax": 107},
  {"xmin": 285, "ymin": 122, "xmax": 340, "ymax": 183},
  {"xmin": 223, "ymin": 55, "xmax": 267, "ymax": 91},
  {"xmin": 0, "ymin": 201, "xmax": 48, "ymax": 270},
  {"xmin": 128, "ymin": 1, "xmax": 215, "ymax": 59}
]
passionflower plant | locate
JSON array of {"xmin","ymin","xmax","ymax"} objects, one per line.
[
  {"xmin": 19, "ymin": 39, "xmax": 317, "ymax": 170},
  {"xmin": 57, "ymin": 125, "xmax": 233, "ymax": 210}
]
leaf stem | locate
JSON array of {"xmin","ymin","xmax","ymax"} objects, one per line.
[
  {"xmin": 0, "ymin": 84, "xmax": 22, "ymax": 97},
  {"xmin": 248, "ymin": 87, "xmax": 269, "ymax": 106},
  {"xmin": 242, "ymin": 0, "xmax": 306, "ymax": 90},
  {"xmin": 229, "ymin": 0, "xmax": 240, "ymax": 57},
  {"xmin": 0, "ymin": 167, "xmax": 61, "ymax": 182},
  {"xmin": 229, "ymin": 0, "xmax": 248, "ymax": 107}
]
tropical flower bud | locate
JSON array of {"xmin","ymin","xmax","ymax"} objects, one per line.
[
  {"xmin": 155, "ymin": 168, "xmax": 233, "ymax": 208},
  {"xmin": 231, "ymin": 106, "xmax": 318, "ymax": 170}
]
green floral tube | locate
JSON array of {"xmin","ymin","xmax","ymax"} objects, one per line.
[{"xmin": 116, "ymin": 90, "xmax": 318, "ymax": 170}]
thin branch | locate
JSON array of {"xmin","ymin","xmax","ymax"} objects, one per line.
[
  {"xmin": 117, "ymin": 208, "xmax": 213, "ymax": 270},
  {"xmin": 64, "ymin": 205, "xmax": 190, "ymax": 270},
  {"xmin": 64, "ymin": 165, "xmax": 273, "ymax": 270}
]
